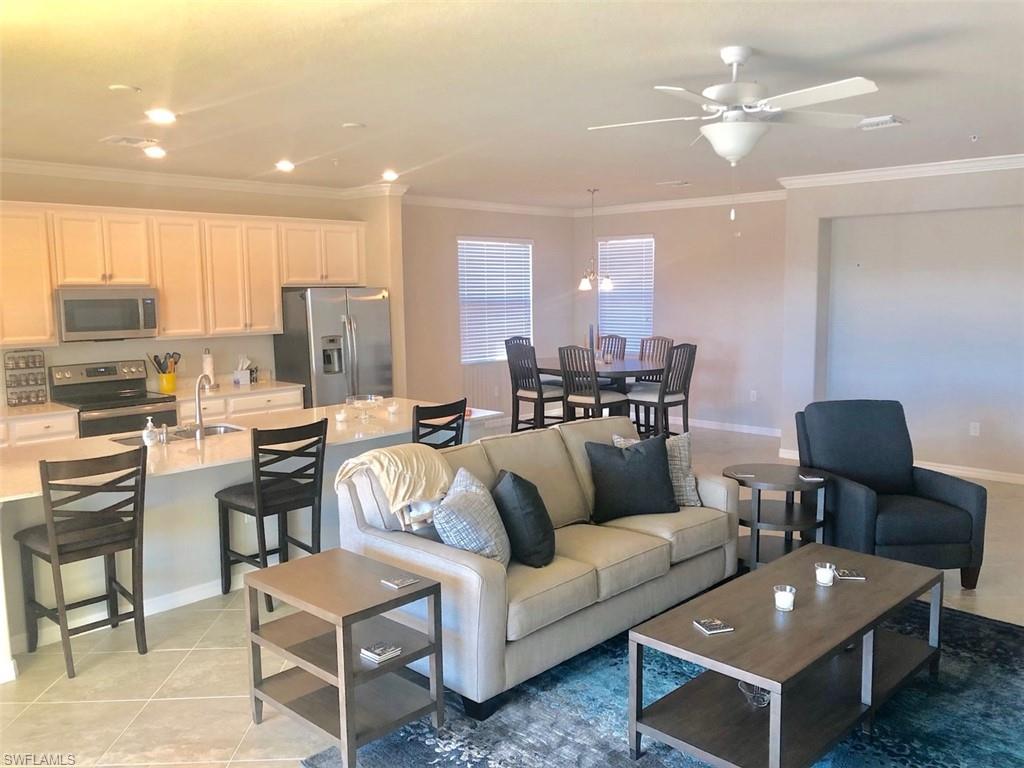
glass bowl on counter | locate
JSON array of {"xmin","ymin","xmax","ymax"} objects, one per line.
[{"xmin": 345, "ymin": 394, "xmax": 384, "ymax": 422}]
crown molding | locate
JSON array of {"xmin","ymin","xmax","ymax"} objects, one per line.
[
  {"xmin": 577, "ymin": 189, "xmax": 787, "ymax": 217},
  {"xmin": 0, "ymin": 158, "xmax": 408, "ymax": 200},
  {"xmin": 778, "ymin": 154, "xmax": 1024, "ymax": 189},
  {"xmin": 403, "ymin": 194, "xmax": 572, "ymax": 217}
]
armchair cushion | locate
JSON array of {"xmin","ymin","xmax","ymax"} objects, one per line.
[
  {"xmin": 875, "ymin": 495, "xmax": 974, "ymax": 546},
  {"xmin": 803, "ymin": 400, "xmax": 914, "ymax": 494}
]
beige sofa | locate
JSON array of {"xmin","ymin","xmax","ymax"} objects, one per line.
[{"xmin": 336, "ymin": 416, "xmax": 738, "ymax": 717}]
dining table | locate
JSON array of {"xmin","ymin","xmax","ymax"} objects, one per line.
[{"xmin": 536, "ymin": 355, "xmax": 662, "ymax": 394}]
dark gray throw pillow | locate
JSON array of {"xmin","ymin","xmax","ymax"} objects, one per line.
[
  {"xmin": 491, "ymin": 470, "xmax": 555, "ymax": 567},
  {"xmin": 585, "ymin": 436, "xmax": 677, "ymax": 523}
]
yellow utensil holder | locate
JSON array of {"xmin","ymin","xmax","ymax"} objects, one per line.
[{"xmin": 157, "ymin": 372, "xmax": 177, "ymax": 394}]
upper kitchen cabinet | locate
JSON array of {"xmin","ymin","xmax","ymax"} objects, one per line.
[
  {"xmin": 152, "ymin": 216, "xmax": 206, "ymax": 337},
  {"xmin": 0, "ymin": 207, "xmax": 56, "ymax": 346},
  {"xmin": 203, "ymin": 219, "xmax": 282, "ymax": 335},
  {"xmin": 243, "ymin": 222, "xmax": 282, "ymax": 333},
  {"xmin": 52, "ymin": 209, "xmax": 151, "ymax": 286},
  {"xmin": 280, "ymin": 219, "xmax": 365, "ymax": 286}
]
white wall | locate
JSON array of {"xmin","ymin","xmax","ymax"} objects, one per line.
[{"xmin": 826, "ymin": 206, "xmax": 1024, "ymax": 473}]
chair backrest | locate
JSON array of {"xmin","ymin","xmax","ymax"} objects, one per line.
[
  {"xmin": 506, "ymin": 341, "xmax": 543, "ymax": 394},
  {"xmin": 413, "ymin": 398, "xmax": 468, "ymax": 448},
  {"xmin": 505, "ymin": 335, "xmax": 532, "ymax": 348},
  {"xmin": 600, "ymin": 334, "xmax": 626, "ymax": 360},
  {"xmin": 638, "ymin": 336, "xmax": 674, "ymax": 382},
  {"xmin": 251, "ymin": 419, "xmax": 329, "ymax": 511},
  {"xmin": 38, "ymin": 448, "xmax": 147, "ymax": 559},
  {"xmin": 558, "ymin": 345, "xmax": 601, "ymax": 401},
  {"xmin": 659, "ymin": 343, "xmax": 697, "ymax": 402},
  {"xmin": 798, "ymin": 400, "xmax": 914, "ymax": 494}
]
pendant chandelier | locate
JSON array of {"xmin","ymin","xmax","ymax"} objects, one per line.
[{"xmin": 578, "ymin": 188, "xmax": 613, "ymax": 292}]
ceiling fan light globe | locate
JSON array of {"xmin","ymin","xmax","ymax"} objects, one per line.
[
  {"xmin": 599, "ymin": 276, "xmax": 614, "ymax": 292},
  {"xmin": 578, "ymin": 276, "xmax": 594, "ymax": 291},
  {"xmin": 699, "ymin": 121, "xmax": 769, "ymax": 165}
]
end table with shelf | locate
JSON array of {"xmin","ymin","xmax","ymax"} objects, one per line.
[
  {"xmin": 723, "ymin": 463, "xmax": 826, "ymax": 569},
  {"xmin": 244, "ymin": 549, "xmax": 443, "ymax": 768}
]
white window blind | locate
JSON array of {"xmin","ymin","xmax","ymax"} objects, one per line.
[
  {"xmin": 598, "ymin": 237, "xmax": 655, "ymax": 354},
  {"xmin": 457, "ymin": 239, "xmax": 533, "ymax": 364}
]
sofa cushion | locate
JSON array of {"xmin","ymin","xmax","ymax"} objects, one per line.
[
  {"xmin": 585, "ymin": 437, "xmax": 677, "ymax": 523},
  {"xmin": 433, "ymin": 469, "xmax": 511, "ymax": 567},
  {"xmin": 491, "ymin": 471, "xmax": 555, "ymax": 568},
  {"xmin": 613, "ymin": 433, "xmax": 702, "ymax": 507},
  {"xmin": 554, "ymin": 524, "xmax": 669, "ymax": 601},
  {"xmin": 439, "ymin": 443, "xmax": 497, "ymax": 489},
  {"xmin": 602, "ymin": 507, "xmax": 730, "ymax": 564},
  {"xmin": 480, "ymin": 428, "xmax": 589, "ymax": 528},
  {"xmin": 875, "ymin": 494, "xmax": 973, "ymax": 546},
  {"xmin": 554, "ymin": 416, "xmax": 637, "ymax": 510},
  {"xmin": 506, "ymin": 556, "xmax": 598, "ymax": 641}
]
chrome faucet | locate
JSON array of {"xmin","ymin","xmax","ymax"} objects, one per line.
[{"xmin": 194, "ymin": 373, "xmax": 212, "ymax": 439}]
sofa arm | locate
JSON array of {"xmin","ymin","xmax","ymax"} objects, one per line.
[
  {"xmin": 825, "ymin": 474, "xmax": 878, "ymax": 554},
  {"xmin": 913, "ymin": 467, "xmax": 987, "ymax": 567},
  {"xmin": 337, "ymin": 476, "xmax": 509, "ymax": 702},
  {"xmin": 695, "ymin": 473, "xmax": 739, "ymax": 534}
]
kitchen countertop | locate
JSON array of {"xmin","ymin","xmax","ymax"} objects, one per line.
[
  {"xmin": 167, "ymin": 375, "xmax": 304, "ymax": 400},
  {"xmin": 0, "ymin": 398, "xmax": 503, "ymax": 503},
  {"xmin": 0, "ymin": 401, "xmax": 78, "ymax": 422}
]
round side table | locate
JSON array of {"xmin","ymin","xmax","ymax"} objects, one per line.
[{"xmin": 722, "ymin": 463, "xmax": 826, "ymax": 569}]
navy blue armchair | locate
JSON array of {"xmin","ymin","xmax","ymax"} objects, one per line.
[{"xmin": 796, "ymin": 400, "xmax": 986, "ymax": 589}]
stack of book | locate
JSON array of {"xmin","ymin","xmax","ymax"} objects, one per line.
[{"xmin": 361, "ymin": 642, "xmax": 402, "ymax": 664}]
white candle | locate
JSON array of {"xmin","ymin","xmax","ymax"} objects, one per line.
[
  {"xmin": 773, "ymin": 585, "xmax": 796, "ymax": 612},
  {"xmin": 815, "ymin": 562, "xmax": 836, "ymax": 587}
]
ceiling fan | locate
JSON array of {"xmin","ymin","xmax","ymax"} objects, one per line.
[{"xmin": 589, "ymin": 46, "xmax": 899, "ymax": 165}]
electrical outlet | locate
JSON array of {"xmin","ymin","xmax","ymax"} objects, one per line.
[
  {"xmin": 749, "ymin": 390, "xmax": 758, "ymax": 402},
  {"xmin": 969, "ymin": 422, "xmax": 981, "ymax": 437}
]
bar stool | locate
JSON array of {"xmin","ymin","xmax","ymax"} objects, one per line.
[
  {"xmin": 634, "ymin": 336, "xmax": 674, "ymax": 424},
  {"xmin": 16, "ymin": 447, "xmax": 149, "ymax": 678},
  {"xmin": 506, "ymin": 336, "xmax": 561, "ymax": 387},
  {"xmin": 628, "ymin": 343, "xmax": 696, "ymax": 436},
  {"xmin": 506, "ymin": 341, "xmax": 563, "ymax": 432},
  {"xmin": 600, "ymin": 334, "xmax": 627, "ymax": 360},
  {"xmin": 412, "ymin": 398, "xmax": 467, "ymax": 448},
  {"xmin": 559, "ymin": 345, "xmax": 627, "ymax": 420},
  {"xmin": 216, "ymin": 419, "xmax": 328, "ymax": 612}
]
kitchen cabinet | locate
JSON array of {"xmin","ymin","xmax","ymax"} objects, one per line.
[
  {"xmin": 280, "ymin": 220, "xmax": 365, "ymax": 286},
  {"xmin": 52, "ymin": 210, "xmax": 151, "ymax": 286},
  {"xmin": 204, "ymin": 220, "xmax": 282, "ymax": 335},
  {"xmin": 8, "ymin": 412, "xmax": 79, "ymax": 445},
  {"xmin": 244, "ymin": 222, "xmax": 282, "ymax": 333},
  {"xmin": 177, "ymin": 395, "xmax": 226, "ymax": 424},
  {"xmin": 153, "ymin": 216, "xmax": 207, "ymax": 337},
  {"xmin": 0, "ymin": 206, "xmax": 56, "ymax": 346},
  {"xmin": 227, "ymin": 388, "xmax": 303, "ymax": 416}
]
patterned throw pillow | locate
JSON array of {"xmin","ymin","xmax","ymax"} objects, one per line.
[
  {"xmin": 432, "ymin": 468, "xmax": 511, "ymax": 567},
  {"xmin": 613, "ymin": 433, "xmax": 702, "ymax": 507}
]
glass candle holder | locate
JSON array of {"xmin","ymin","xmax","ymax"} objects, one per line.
[
  {"xmin": 815, "ymin": 562, "xmax": 836, "ymax": 587},
  {"xmin": 773, "ymin": 585, "xmax": 796, "ymax": 612}
]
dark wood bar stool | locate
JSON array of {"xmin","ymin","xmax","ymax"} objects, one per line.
[
  {"xmin": 559, "ymin": 345, "xmax": 627, "ymax": 420},
  {"xmin": 16, "ymin": 447, "xmax": 149, "ymax": 678},
  {"xmin": 506, "ymin": 341, "xmax": 563, "ymax": 431},
  {"xmin": 216, "ymin": 419, "xmax": 328, "ymax": 612},
  {"xmin": 412, "ymin": 398, "xmax": 467, "ymax": 448},
  {"xmin": 629, "ymin": 343, "xmax": 696, "ymax": 436},
  {"xmin": 599, "ymin": 334, "xmax": 627, "ymax": 360},
  {"xmin": 506, "ymin": 336, "xmax": 561, "ymax": 386},
  {"xmin": 634, "ymin": 335, "xmax": 674, "ymax": 423}
]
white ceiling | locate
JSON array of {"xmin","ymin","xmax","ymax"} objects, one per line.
[{"xmin": 2, "ymin": 1, "xmax": 1022, "ymax": 207}]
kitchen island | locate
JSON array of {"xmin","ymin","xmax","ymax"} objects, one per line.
[{"xmin": 0, "ymin": 398, "xmax": 503, "ymax": 681}]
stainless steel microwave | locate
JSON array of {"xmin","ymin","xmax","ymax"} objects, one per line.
[{"xmin": 58, "ymin": 288, "xmax": 159, "ymax": 342}]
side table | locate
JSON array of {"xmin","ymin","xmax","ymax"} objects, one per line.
[
  {"xmin": 244, "ymin": 549, "xmax": 443, "ymax": 768},
  {"xmin": 722, "ymin": 463, "xmax": 826, "ymax": 569}
]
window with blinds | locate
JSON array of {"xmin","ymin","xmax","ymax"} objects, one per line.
[
  {"xmin": 598, "ymin": 236, "xmax": 655, "ymax": 354},
  {"xmin": 457, "ymin": 239, "xmax": 534, "ymax": 364}
]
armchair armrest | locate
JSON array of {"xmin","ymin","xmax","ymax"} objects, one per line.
[
  {"xmin": 913, "ymin": 467, "xmax": 987, "ymax": 567},
  {"xmin": 824, "ymin": 473, "xmax": 878, "ymax": 554}
]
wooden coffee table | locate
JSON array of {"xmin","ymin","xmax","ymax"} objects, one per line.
[
  {"xmin": 628, "ymin": 544, "xmax": 942, "ymax": 768},
  {"xmin": 244, "ymin": 549, "xmax": 443, "ymax": 768}
]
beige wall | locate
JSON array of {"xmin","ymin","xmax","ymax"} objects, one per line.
[
  {"xmin": 572, "ymin": 200, "xmax": 787, "ymax": 431},
  {"xmin": 401, "ymin": 204, "xmax": 574, "ymax": 411},
  {"xmin": 0, "ymin": 171, "xmax": 408, "ymax": 393}
]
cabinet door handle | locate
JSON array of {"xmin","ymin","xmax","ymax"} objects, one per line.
[{"xmin": 43, "ymin": 424, "xmax": 51, "ymax": 430}]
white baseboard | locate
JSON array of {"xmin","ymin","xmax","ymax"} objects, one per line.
[
  {"xmin": 777, "ymin": 449, "xmax": 1024, "ymax": 486},
  {"xmin": 778, "ymin": 448, "xmax": 800, "ymax": 461},
  {"xmin": 685, "ymin": 418, "xmax": 782, "ymax": 438}
]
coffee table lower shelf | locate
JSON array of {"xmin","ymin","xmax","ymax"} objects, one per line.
[{"xmin": 636, "ymin": 629, "xmax": 935, "ymax": 768}]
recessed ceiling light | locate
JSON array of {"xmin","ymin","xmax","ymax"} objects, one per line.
[
  {"xmin": 341, "ymin": 122, "xmax": 365, "ymax": 129},
  {"xmin": 381, "ymin": 169, "xmax": 399, "ymax": 182},
  {"xmin": 145, "ymin": 108, "xmax": 177, "ymax": 125},
  {"xmin": 275, "ymin": 159, "xmax": 295, "ymax": 172},
  {"xmin": 143, "ymin": 145, "xmax": 166, "ymax": 159},
  {"xmin": 108, "ymin": 84, "xmax": 142, "ymax": 94}
]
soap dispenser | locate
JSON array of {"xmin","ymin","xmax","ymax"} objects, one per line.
[{"xmin": 142, "ymin": 416, "xmax": 159, "ymax": 447}]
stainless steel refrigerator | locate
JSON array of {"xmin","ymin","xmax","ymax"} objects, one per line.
[{"xmin": 273, "ymin": 287, "xmax": 393, "ymax": 408}]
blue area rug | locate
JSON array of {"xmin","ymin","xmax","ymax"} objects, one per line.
[{"xmin": 304, "ymin": 604, "xmax": 1024, "ymax": 768}]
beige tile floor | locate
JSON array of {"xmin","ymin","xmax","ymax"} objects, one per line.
[{"xmin": 1, "ymin": 428, "xmax": 1020, "ymax": 764}]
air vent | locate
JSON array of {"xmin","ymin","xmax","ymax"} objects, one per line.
[{"xmin": 99, "ymin": 135, "xmax": 159, "ymax": 149}]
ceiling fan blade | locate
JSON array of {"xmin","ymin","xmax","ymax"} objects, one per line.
[
  {"xmin": 654, "ymin": 85, "xmax": 727, "ymax": 109},
  {"xmin": 758, "ymin": 76, "xmax": 877, "ymax": 111},
  {"xmin": 766, "ymin": 110, "xmax": 866, "ymax": 128},
  {"xmin": 587, "ymin": 115, "xmax": 702, "ymax": 131}
]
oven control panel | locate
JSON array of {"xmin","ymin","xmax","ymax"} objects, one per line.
[{"xmin": 50, "ymin": 360, "xmax": 150, "ymax": 387}]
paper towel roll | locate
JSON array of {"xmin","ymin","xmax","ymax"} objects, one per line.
[{"xmin": 202, "ymin": 351, "xmax": 216, "ymax": 383}]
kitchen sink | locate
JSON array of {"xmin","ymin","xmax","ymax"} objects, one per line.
[{"xmin": 110, "ymin": 424, "xmax": 243, "ymax": 446}]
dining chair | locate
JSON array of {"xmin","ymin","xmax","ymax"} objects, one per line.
[
  {"xmin": 558, "ymin": 345, "xmax": 627, "ymax": 420},
  {"xmin": 506, "ymin": 342, "xmax": 563, "ymax": 431},
  {"xmin": 216, "ymin": 419, "xmax": 328, "ymax": 612},
  {"xmin": 628, "ymin": 343, "xmax": 696, "ymax": 436},
  {"xmin": 412, "ymin": 398, "xmax": 468, "ymax": 448},
  {"xmin": 16, "ymin": 447, "xmax": 149, "ymax": 678},
  {"xmin": 634, "ymin": 335, "xmax": 674, "ymax": 423},
  {"xmin": 599, "ymin": 334, "xmax": 627, "ymax": 360},
  {"xmin": 506, "ymin": 336, "xmax": 561, "ymax": 386}
]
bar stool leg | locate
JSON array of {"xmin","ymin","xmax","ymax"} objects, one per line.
[
  {"xmin": 19, "ymin": 545, "xmax": 38, "ymax": 653},
  {"xmin": 534, "ymin": 400, "xmax": 545, "ymax": 430},
  {"xmin": 682, "ymin": 401, "xmax": 689, "ymax": 433},
  {"xmin": 255, "ymin": 514, "xmax": 274, "ymax": 613},
  {"xmin": 311, "ymin": 499, "xmax": 322, "ymax": 554},
  {"xmin": 48, "ymin": 560, "xmax": 75, "ymax": 679},
  {"xmin": 511, "ymin": 397, "xmax": 521, "ymax": 433},
  {"xmin": 277, "ymin": 512, "xmax": 289, "ymax": 564},
  {"xmin": 104, "ymin": 554, "xmax": 119, "ymax": 628},
  {"xmin": 218, "ymin": 501, "xmax": 232, "ymax": 595},
  {"xmin": 132, "ymin": 549, "xmax": 148, "ymax": 655}
]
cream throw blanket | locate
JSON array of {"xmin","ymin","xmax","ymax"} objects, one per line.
[{"xmin": 335, "ymin": 443, "xmax": 454, "ymax": 523}]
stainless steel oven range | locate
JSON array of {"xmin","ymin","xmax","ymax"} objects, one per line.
[{"xmin": 49, "ymin": 359, "xmax": 178, "ymax": 437}]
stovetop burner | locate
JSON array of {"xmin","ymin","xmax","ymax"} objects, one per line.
[{"xmin": 55, "ymin": 390, "xmax": 176, "ymax": 411}]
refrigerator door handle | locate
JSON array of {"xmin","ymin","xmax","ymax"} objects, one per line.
[
  {"xmin": 340, "ymin": 314, "xmax": 353, "ymax": 395},
  {"xmin": 350, "ymin": 315, "xmax": 360, "ymax": 394}
]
